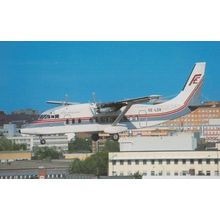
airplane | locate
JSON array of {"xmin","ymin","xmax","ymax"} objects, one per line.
[{"xmin": 20, "ymin": 62, "xmax": 206, "ymax": 144}]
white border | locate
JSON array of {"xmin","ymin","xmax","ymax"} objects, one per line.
[
  {"xmin": 0, "ymin": 0, "xmax": 220, "ymax": 40},
  {"xmin": 1, "ymin": 0, "xmax": 220, "ymax": 219}
]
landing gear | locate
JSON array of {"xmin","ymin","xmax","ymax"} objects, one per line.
[
  {"xmin": 111, "ymin": 133, "xmax": 119, "ymax": 141},
  {"xmin": 91, "ymin": 133, "xmax": 99, "ymax": 142},
  {"xmin": 39, "ymin": 136, "xmax": 46, "ymax": 145}
]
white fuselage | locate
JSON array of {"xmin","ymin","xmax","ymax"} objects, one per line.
[{"xmin": 20, "ymin": 62, "xmax": 205, "ymax": 139}]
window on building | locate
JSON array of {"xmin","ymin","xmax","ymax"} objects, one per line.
[
  {"xmin": 158, "ymin": 171, "xmax": 163, "ymax": 176},
  {"xmin": 151, "ymin": 171, "xmax": 155, "ymax": 176},
  {"xmin": 174, "ymin": 159, "xmax": 178, "ymax": 164},
  {"xmin": 198, "ymin": 171, "xmax": 204, "ymax": 176},
  {"xmin": 206, "ymin": 171, "xmax": 211, "ymax": 176},
  {"xmin": 198, "ymin": 159, "xmax": 202, "ymax": 164},
  {"xmin": 78, "ymin": 119, "xmax": 81, "ymax": 123},
  {"xmin": 143, "ymin": 160, "xmax": 147, "ymax": 165},
  {"xmin": 135, "ymin": 160, "xmax": 139, "ymax": 165},
  {"xmin": 206, "ymin": 159, "xmax": 210, "ymax": 164},
  {"xmin": 182, "ymin": 159, "xmax": 186, "ymax": 164},
  {"xmin": 159, "ymin": 160, "xmax": 162, "ymax": 164},
  {"xmin": 214, "ymin": 159, "xmax": 218, "ymax": 164},
  {"xmin": 151, "ymin": 160, "xmax": 155, "ymax": 165},
  {"xmin": 120, "ymin": 160, "xmax": 124, "ymax": 165},
  {"xmin": 66, "ymin": 119, "xmax": 69, "ymax": 124},
  {"xmin": 166, "ymin": 159, "xmax": 170, "ymax": 164},
  {"xmin": 112, "ymin": 161, "xmax": 116, "ymax": 165},
  {"xmin": 128, "ymin": 160, "xmax": 132, "ymax": 165},
  {"xmin": 72, "ymin": 119, "xmax": 75, "ymax": 124},
  {"xmin": 190, "ymin": 159, "xmax": 194, "ymax": 164},
  {"xmin": 55, "ymin": 114, "xmax": 59, "ymax": 118}
]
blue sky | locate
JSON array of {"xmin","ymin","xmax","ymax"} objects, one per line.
[{"xmin": 0, "ymin": 41, "xmax": 220, "ymax": 113}]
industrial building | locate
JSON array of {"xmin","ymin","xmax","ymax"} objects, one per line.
[
  {"xmin": 109, "ymin": 132, "xmax": 220, "ymax": 177},
  {"xmin": 109, "ymin": 145, "xmax": 220, "ymax": 177},
  {"xmin": 0, "ymin": 160, "xmax": 72, "ymax": 179},
  {"xmin": 119, "ymin": 132, "xmax": 199, "ymax": 152}
]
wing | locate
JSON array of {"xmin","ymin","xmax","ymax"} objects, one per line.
[
  {"xmin": 96, "ymin": 95, "xmax": 161, "ymax": 127},
  {"xmin": 96, "ymin": 95, "xmax": 161, "ymax": 113},
  {"xmin": 46, "ymin": 101, "xmax": 79, "ymax": 105}
]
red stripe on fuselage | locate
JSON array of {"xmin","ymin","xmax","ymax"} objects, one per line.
[{"xmin": 32, "ymin": 78, "xmax": 202, "ymax": 125}]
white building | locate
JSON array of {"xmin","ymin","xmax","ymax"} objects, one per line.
[
  {"xmin": 119, "ymin": 132, "xmax": 198, "ymax": 152},
  {"xmin": 108, "ymin": 144, "xmax": 220, "ymax": 177},
  {"xmin": 2, "ymin": 124, "xmax": 18, "ymax": 137},
  {"xmin": 8, "ymin": 135, "xmax": 68, "ymax": 151}
]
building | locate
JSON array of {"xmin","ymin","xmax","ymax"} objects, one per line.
[
  {"xmin": 0, "ymin": 159, "xmax": 72, "ymax": 179},
  {"xmin": 8, "ymin": 135, "xmax": 69, "ymax": 151},
  {"xmin": 0, "ymin": 151, "xmax": 32, "ymax": 163},
  {"xmin": 119, "ymin": 132, "xmax": 199, "ymax": 152},
  {"xmin": 64, "ymin": 153, "xmax": 93, "ymax": 160},
  {"xmin": 2, "ymin": 124, "xmax": 18, "ymax": 137},
  {"xmin": 109, "ymin": 147, "xmax": 220, "ymax": 177},
  {"xmin": 161, "ymin": 101, "xmax": 220, "ymax": 142}
]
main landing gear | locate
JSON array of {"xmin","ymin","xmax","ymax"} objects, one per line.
[
  {"xmin": 111, "ymin": 133, "xmax": 119, "ymax": 141},
  {"xmin": 39, "ymin": 136, "xmax": 46, "ymax": 145},
  {"xmin": 91, "ymin": 133, "xmax": 119, "ymax": 142}
]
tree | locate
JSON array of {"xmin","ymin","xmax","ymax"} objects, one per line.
[
  {"xmin": 32, "ymin": 147, "xmax": 63, "ymax": 160},
  {"xmin": 103, "ymin": 140, "xmax": 120, "ymax": 152},
  {"xmin": 69, "ymin": 159, "xmax": 85, "ymax": 174},
  {"xmin": 69, "ymin": 152, "xmax": 108, "ymax": 176},
  {"xmin": 68, "ymin": 137, "xmax": 92, "ymax": 152},
  {"xmin": 133, "ymin": 172, "xmax": 142, "ymax": 179},
  {"xmin": 0, "ymin": 137, "xmax": 27, "ymax": 151}
]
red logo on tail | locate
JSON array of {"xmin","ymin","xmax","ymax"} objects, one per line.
[{"xmin": 189, "ymin": 74, "xmax": 202, "ymax": 86}]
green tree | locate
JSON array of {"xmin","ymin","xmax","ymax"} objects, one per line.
[
  {"xmin": 69, "ymin": 152, "xmax": 108, "ymax": 176},
  {"xmin": 69, "ymin": 159, "xmax": 85, "ymax": 174},
  {"xmin": 103, "ymin": 140, "xmax": 120, "ymax": 152},
  {"xmin": 32, "ymin": 147, "xmax": 63, "ymax": 160},
  {"xmin": 0, "ymin": 137, "xmax": 27, "ymax": 151},
  {"xmin": 68, "ymin": 137, "xmax": 92, "ymax": 152},
  {"xmin": 133, "ymin": 172, "xmax": 142, "ymax": 179}
]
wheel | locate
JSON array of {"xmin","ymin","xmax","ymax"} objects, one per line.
[
  {"xmin": 40, "ymin": 139, "xmax": 46, "ymax": 145},
  {"xmin": 91, "ymin": 133, "xmax": 99, "ymax": 142},
  {"xmin": 112, "ymin": 133, "xmax": 119, "ymax": 141}
]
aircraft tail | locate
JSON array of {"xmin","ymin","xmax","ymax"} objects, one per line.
[{"xmin": 170, "ymin": 62, "xmax": 206, "ymax": 106}]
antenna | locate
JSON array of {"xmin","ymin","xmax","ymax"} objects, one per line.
[
  {"xmin": 92, "ymin": 92, "xmax": 96, "ymax": 104},
  {"xmin": 64, "ymin": 94, "xmax": 69, "ymax": 105}
]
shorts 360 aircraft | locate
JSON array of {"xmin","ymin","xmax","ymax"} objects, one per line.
[{"xmin": 20, "ymin": 62, "xmax": 206, "ymax": 144}]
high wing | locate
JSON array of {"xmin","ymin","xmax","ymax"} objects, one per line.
[
  {"xmin": 47, "ymin": 101, "xmax": 79, "ymax": 105},
  {"xmin": 96, "ymin": 95, "xmax": 161, "ymax": 127},
  {"xmin": 96, "ymin": 95, "xmax": 161, "ymax": 113}
]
